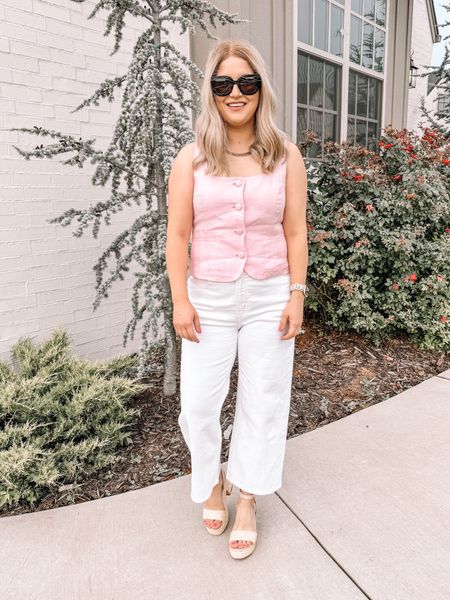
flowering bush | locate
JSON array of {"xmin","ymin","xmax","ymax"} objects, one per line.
[{"xmin": 306, "ymin": 126, "xmax": 450, "ymax": 351}]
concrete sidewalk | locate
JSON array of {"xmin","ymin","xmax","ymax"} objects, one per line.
[{"xmin": 1, "ymin": 370, "xmax": 449, "ymax": 600}]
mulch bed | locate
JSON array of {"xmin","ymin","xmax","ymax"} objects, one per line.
[{"xmin": 2, "ymin": 313, "xmax": 449, "ymax": 518}]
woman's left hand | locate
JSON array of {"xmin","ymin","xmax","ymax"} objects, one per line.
[{"xmin": 279, "ymin": 293, "xmax": 305, "ymax": 340}]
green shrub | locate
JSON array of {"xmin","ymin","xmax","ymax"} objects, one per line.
[
  {"xmin": 0, "ymin": 328, "xmax": 147, "ymax": 509},
  {"xmin": 306, "ymin": 125, "xmax": 450, "ymax": 351}
]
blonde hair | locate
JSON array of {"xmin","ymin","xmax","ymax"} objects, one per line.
[{"xmin": 193, "ymin": 39, "xmax": 290, "ymax": 177}]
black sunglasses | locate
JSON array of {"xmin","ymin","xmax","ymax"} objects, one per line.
[{"xmin": 210, "ymin": 73, "xmax": 262, "ymax": 96}]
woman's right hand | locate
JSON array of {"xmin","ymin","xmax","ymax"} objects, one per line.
[{"xmin": 173, "ymin": 299, "xmax": 202, "ymax": 343}]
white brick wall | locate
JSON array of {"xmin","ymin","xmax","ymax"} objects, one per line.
[{"xmin": 0, "ymin": 0, "xmax": 189, "ymax": 363}]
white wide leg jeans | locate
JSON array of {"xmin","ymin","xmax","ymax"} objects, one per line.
[{"xmin": 178, "ymin": 270, "xmax": 296, "ymax": 503}]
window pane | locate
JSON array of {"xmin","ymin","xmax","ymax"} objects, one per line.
[
  {"xmin": 368, "ymin": 76, "xmax": 380, "ymax": 119},
  {"xmin": 364, "ymin": 0, "xmax": 375, "ymax": 21},
  {"xmin": 368, "ymin": 121, "xmax": 378, "ymax": 150},
  {"xmin": 315, "ymin": 0, "xmax": 328, "ymax": 51},
  {"xmin": 356, "ymin": 74, "xmax": 368, "ymax": 117},
  {"xmin": 330, "ymin": 5, "xmax": 344, "ymax": 56},
  {"xmin": 374, "ymin": 27, "xmax": 385, "ymax": 72},
  {"xmin": 297, "ymin": 107, "xmax": 307, "ymax": 142},
  {"xmin": 362, "ymin": 22, "xmax": 374, "ymax": 69},
  {"xmin": 356, "ymin": 119, "xmax": 367, "ymax": 145},
  {"xmin": 347, "ymin": 117, "xmax": 356, "ymax": 143},
  {"xmin": 348, "ymin": 70, "xmax": 356, "ymax": 114},
  {"xmin": 309, "ymin": 58, "xmax": 324, "ymax": 108},
  {"xmin": 324, "ymin": 113, "xmax": 337, "ymax": 142},
  {"xmin": 297, "ymin": 51, "xmax": 341, "ymax": 156},
  {"xmin": 309, "ymin": 109, "xmax": 323, "ymax": 157},
  {"xmin": 299, "ymin": 0, "xmax": 312, "ymax": 43},
  {"xmin": 351, "ymin": 0, "xmax": 363, "ymax": 14},
  {"xmin": 324, "ymin": 62, "xmax": 338, "ymax": 110},
  {"xmin": 298, "ymin": 52, "xmax": 308, "ymax": 104},
  {"xmin": 375, "ymin": 0, "xmax": 386, "ymax": 26},
  {"xmin": 348, "ymin": 70, "xmax": 382, "ymax": 149},
  {"xmin": 350, "ymin": 16, "xmax": 362, "ymax": 64}
]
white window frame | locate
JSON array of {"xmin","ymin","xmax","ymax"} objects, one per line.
[{"xmin": 292, "ymin": 0, "xmax": 389, "ymax": 147}]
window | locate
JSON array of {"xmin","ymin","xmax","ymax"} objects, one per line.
[
  {"xmin": 297, "ymin": 51, "xmax": 341, "ymax": 158},
  {"xmin": 297, "ymin": 0, "xmax": 386, "ymax": 159},
  {"xmin": 437, "ymin": 94, "xmax": 450, "ymax": 114},
  {"xmin": 347, "ymin": 70, "xmax": 381, "ymax": 150}
]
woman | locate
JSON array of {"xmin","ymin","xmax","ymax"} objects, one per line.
[{"xmin": 166, "ymin": 39, "xmax": 308, "ymax": 560}]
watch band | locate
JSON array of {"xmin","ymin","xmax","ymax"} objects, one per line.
[{"xmin": 290, "ymin": 283, "xmax": 309, "ymax": 297}]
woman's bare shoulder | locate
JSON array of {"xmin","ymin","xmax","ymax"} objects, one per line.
[{"xmin": 171, "ymin": 142, "xmax": 196, "ymax": 175}]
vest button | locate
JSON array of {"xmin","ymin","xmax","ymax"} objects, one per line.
[
  {"xmin": 237, "ymin": 251, "xmax": 246, "ymax": 258},
  {"xmin": 234, "ymin": 179, "xmax": 242, "ymax": 186},
  {"xmin": 235, "ymin": 229, "xmax": 244, "ymax": 234},
  {"xmin": 235, "ymin": 203, "xmax": 242, "ymax": 210}
]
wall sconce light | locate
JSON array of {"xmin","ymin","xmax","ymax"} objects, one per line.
[{"xmin": 409, "ymin": 51, "xmax": 418, "ymax": 88}]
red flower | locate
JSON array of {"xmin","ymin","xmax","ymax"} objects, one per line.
[
  {"xmin": 437, "ymin": 275, "xmax": 445, "ymax": 282},
  {"xmin": 378, "ymin": 141, "xmax": 385, "ymax": 148},
  {"xmin": 443, "ymin": 159, "xmax": 450, "ymax": 166},
  {"xmin": 353, "ymin": 174, "xmax": 363, "ymax": 181},
  {"xmin": 354, "ymin": 240, "xmax": 362, "ymax": 248},
  {"xmin": 392, "ymin": 174, "xmax": 402, "ymax": 181},
  {"xmin": 384, "ymin": 143, "xmax": 394, "ymax": 149},
  {"xmin": 392, "ymin": 282, "xmax": 399, "ymax": 290},
  {"xmin": 445, "ymin": 227, "xmax": 450, "ymax": 234},
  {"xmin": 410, "ymin": 154, "xmax": 418, "ymax": 159},
  {"xmin": 440, "ymin": 316, "xmax": 448, "ymax": 323},
  {"xmin": 404, "ymin": 145, "xmax": 414, "ymax": 152},
  {"xmin": 409, "ymin": 273, "xmax": 417, "ymax": 282},
  {"xmin": 366, "ymin": 204, "xmax": 374, "ymax": 212}
]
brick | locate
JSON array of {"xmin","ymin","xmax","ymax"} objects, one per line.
[
  {"xmin": 32, "ymin": 1, "xmax": 70, "ymax": 21},
  {"xmin": 31, "ymin": 263, "xmax": 68, "ymax": 280},
  {"xmin": 0, "ymin": 240, "xmax": 30, "ymax": 257},
  {"xmin": 1, "ymin": 321, "xmax": 41, "ymax": 340},
  {"xmin": 4, "ymin": 8, "xmax": 46, "ymax": 30},
  {"xmin": 15, "ymin": 201, "xmax": 52, "ymax": 215},
  {"xmin": 36, "ymin": 31, "xmax": 75, "ymax": 52},
  {"xmin": 0, "ymin": 67, "xmax": 12, "ymax": 83},
  {"xmin": 0, "ymin": 307, "xmax": 29, "ymax": 326},
  {"xmin": 3, "ymin": 282, "xmax": 26, "ymax": 298},
  {"xmin": 38, "ymin": 60, "xmax": 76, "ymax": 79},
  {"xmin": 36, "ymin": 288, "xmax": 71, "ymax": 305},
  {"xmin": 10, "ymin": 40, "xmax": 50, "ymax": 60},
  {"xmin": 84, "ymin": 56, "xmax": 118, "ymax": 75},
  {"xmin": 0, "ymin": 0, "xmax": 33, "ymax": 11},
  {"xmin": 0, "ymin": 22, "xmax": 37, "ymax": 43},
  {"xmin": 12, "ymin": 71, "xmax": 53, "ymax": 89},
  {"xmin": 1, "ymin": 52, "xmax": 39, "ymax": 72},
  {"xmin": 49, "ymin": 48, "xmax": 85, "ymax": 68},
  {"xmin": 14, "ymin": 101, "xmax": 54, "ymax": 118},
  {"xmin": 0, "ymin": 295, "xmax": 35, "ymax": 312},
  {"xmin": 53, "ymin": 77, "xmax": 96, "ymax": 95},
  {"xmin": 0, "ymin": 83, "xmax": 42, "ymax": 102},
  {"xmin": 0, "ymin": 202, "xmax": 15, "ymax": 215},
  {"xmin": 46, "ymin": 19, "xmax": 83, "ymax": 40},
  {"xmin": 0, "ymin": 98, "xmax": 15, "ymax": 112},
  {"xmin": 41, "ymin": 88, "xmax": 85, "ymax": 107}
]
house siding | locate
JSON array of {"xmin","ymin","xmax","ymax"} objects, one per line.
[{"xmin": 0, "ymin": 1, "xmax": 188, "ymax": 363}]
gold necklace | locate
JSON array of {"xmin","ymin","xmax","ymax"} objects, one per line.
[{"xmin": 225, "ymin": 148, "xmax": 252, "ymax": 157}]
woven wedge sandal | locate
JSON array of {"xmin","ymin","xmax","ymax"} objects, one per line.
[
  {"xmin": 229, "ymin": 491, "xmax": 257, "ymax": 559},
  {"xmin": 202, "ymin": 468, "xmax": 233, "ymax": 536}
]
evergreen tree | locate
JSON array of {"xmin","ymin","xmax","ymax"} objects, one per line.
[
  {"xmin": 7, "ymin": 1, "xmax": 245, "ymax": 395},
  {"xmin": 418, "ymin": 2, "xmax": 450, "ymax": 136}
]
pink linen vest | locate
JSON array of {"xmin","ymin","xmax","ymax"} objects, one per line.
[{"xmin": 189, "ymin": 140, "xmax": 290, "ymax": 281}]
